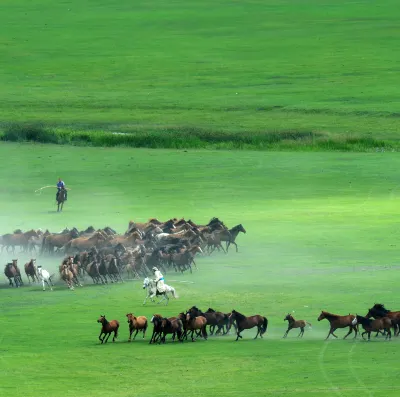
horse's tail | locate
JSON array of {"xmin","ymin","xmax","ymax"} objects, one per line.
[
  {"xmin": 261, "ymin": 317, "xmax": 268, "ymax": 335},
  {"xmin": 306, "ymin": 322, "xmax": 312, "ymax": 329},
  {"xmin": 172, "ymin": 287, "xmax": 179, "ymax": 299}
]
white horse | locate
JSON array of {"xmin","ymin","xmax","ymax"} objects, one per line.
[
  {"xmin": 37, "ymin": 265, "xmax": 54, "ymax": 291},
  {"xmin": 142, "ymin": 277, "xmax": 178, "ymax": 306}
]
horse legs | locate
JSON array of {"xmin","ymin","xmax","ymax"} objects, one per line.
[
  {"xmin": 325, "ymin": 327, "xmax": 337, "ymax": 340},
  {"xmin": 133, "ymin": 329, "xmax": 139, "ymax": 340},
  {"xmin": 104, "ymin": 332, "xmax": 112, "ymax": 343},
  {"xmin": 235, "ymin": 328, "xmax": 243, "ymax": 341},
  {"xmin": 283, "ymin": 328, "xmax": 290, "ymax": 338},
  {"xmin": 254, "ymin": 327, "xmax": 261, "ymax": 339},
  {"xmin": 299, "ymin": 327, "xmax": 304, "ymax": 337},
  {"xmin": 343, "ymin": 326, "xmax": 354, "ymax": 339},
  {"xmin": 112, "ymin": 328, "xmax": 118, "ymax": 342},
  {"xmin": 99, "ymin": 331, "xmax": 104, "ymax": 343},
  {"xmin": 385, "ymin": 328, "xmax": 391, "ymax": 340}
]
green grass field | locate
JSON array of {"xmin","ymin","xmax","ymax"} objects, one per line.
[
  {"xmin": 1, "ymin": 143, "xmax": 399, "ymax": 396},
  {"xmin": 1, "ymin": 0, "xmax": 400, "ymax": 148}
]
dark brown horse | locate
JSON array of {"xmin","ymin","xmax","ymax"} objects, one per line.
[
  {"xmin": 4, "ymin": 259, "xmax": 23, "ymax": 287},
  {"xmin": 366, "ymin": 304, "xmax": 400, "ymax": 336},
  {"xmin": 229, "ymin": 310, "xmax": 268, "ymax": 341},
  {"xmin": 24, "ymin": 259, "xmax": 39, "ymax": 283},
  {"xmin": 160, "ymin": 318, "xmax": 184, "ymax": 344},
  {"xmin": 317, "ymin": 311, "xmax": 357, "ymax": 340},
  {"xmin": 149, "ymin": 314, "xmax": 165, "ymax": 344},
  {"xmin": 283, "ymin": 314, "xmax": 312, "ymax": 338},
  {"xmin": 189, "ymin": 306, "xmax": 229, "ymax": 335},
  {"xmin": 356, "ymin": 315, "xmax": 392, "ymax": 341},
  {"xmin": 57, "ymin": 187, "xmax": 67, "ymax": 212},
  {"xmin": 97, "ymin": 315, "xmax": 119, "ymax": 344}
]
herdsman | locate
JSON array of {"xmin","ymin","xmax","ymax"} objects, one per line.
[
  {"xmin": 152, "ymin": 267, "xmax": 166, "ymax": 293},
  {"xmin": 56, "ymin": 177, "xmax": 67, "ymax": 201}
]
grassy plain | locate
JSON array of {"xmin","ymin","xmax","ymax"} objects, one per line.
[
  {"xmin": 0, "ymin": 143, "xmax": 399, "ymax": 396},
  {"xmin": 1, "ymin": 0, "xmax": 400, "ymax": 148}
]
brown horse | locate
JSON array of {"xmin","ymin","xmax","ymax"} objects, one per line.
[
  {"xmin": 4, "ymin": 260, "xmax": 23, "ymax": 287},
  {"xmin": 24, "ymin": 259, "xmax": 39, "ymax": 283},
  {"xmin": 97, "ymin": 315, "xmax": 119, "ymax": 344},
  {"xmin": 356, "ymin": 315, "xmax": 392, "ymax": 341},
  {"xmin": 283, "ymin": 314, "xmax": 312, "ymax": 338},
  {"xmin": 317, "ymin": 311, "xmax": 357, "ymax": 340},
  {"xmin": 185, "ymin": 312, "xmax": 208, "ymax": 342},
  {"xmin": 229, "ymin": 310, "xmax": 268, "ymax": 341},
  {"xmin": 60, "ymin": 264, "xmax": 75, "ymax": 290},
  {"xmin": 126, "ymin": 313, "xmax": 148, "ymax": 341}
]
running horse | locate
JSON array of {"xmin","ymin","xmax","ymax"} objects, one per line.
[
  {"xmin": 229, "ymin": 310, "xmax": 268, "ymax": 341},
  {"xmin": 317, "ymin": 311, "xmax": 358, "ymax": 340},
  {"xmin": 57, "ymin": 187, "xmax": 67, "ymax": 212},
  {"xmin": 4, "ymin": 259, "xmax": 23, "ymax": 287}
]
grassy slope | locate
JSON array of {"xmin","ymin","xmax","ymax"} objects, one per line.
[
  {"xmin": 0, "ymin": 143, "xmax": 400, "ymax": 396},
  {"xmin": 1, "ymin": 0, "xmax": 400, "ymax": 142}
]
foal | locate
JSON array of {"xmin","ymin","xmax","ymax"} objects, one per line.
[
  {"xmin": 317, "ymin": 311, "xmax": 357, "ymax": 340},
  {"xmin": 283, "ymin": 314, "xmax": 312, "ymax": 338},
  {"xmin": 97, "ymin": 315, "xmax": 119, "ymax": 344}
]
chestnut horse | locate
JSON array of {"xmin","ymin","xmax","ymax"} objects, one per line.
[
  {"xmin": 126, "ymin": 313, "xmax": 148, "ymax": 341},
  {"xmin": 25, "ymin": 259, "xmax": 39, "ymax": 283},
  {"xmin": 283, "ymin": 314, "xmax": 312, "ymax": 338},
  {"xmin": 229, "ymin": 310, "xmax": 268, "ymax": 341},
  {"xmin": 356, "ymin": 315, "xmax": 392, "ymax": 341},
  {"xmin": 317, "ymin": 311, "xmax": 357, "ymax": 340},
  {"xmin": 97, "ymin": 315, "xmax": 119, "ymax": 344},
  {"xmin": 185, "ymin": 311, "xmax": 208, "ymax": 342}
]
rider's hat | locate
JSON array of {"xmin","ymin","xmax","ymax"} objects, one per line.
[{"xmin": 152, "ymin": 267, "xmax": 158, "ymax": 272}]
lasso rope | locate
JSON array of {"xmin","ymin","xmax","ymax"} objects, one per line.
[{"xmin": 34, "ymin": 186, "xmax": 72, "ymax": 195}]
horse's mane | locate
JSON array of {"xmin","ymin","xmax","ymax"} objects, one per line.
[
  {"xmin": 321, "ymin": 311, "xmax": 340, "ymax": 318},
  {"xmin": 232, "ymin": 310, "xmax": 246, "ymax": 320},
  {"xmin": 373, "ymin": 303, "xmax": 390, "ymax": 312},
  {"xmin": 206, "ymin": 308, "xmax": 216, "ymax": 313}
]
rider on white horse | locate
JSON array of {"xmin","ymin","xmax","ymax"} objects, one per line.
[{"xmin": 153, "ymin": 267, "xmax": 166, "ymax": 293}]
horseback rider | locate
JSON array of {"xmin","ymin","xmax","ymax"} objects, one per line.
[
  {"xmin": 56, "ymin": 178, "xmax": 67, "ymax": 201},
  {"xmin": 152, "ymin": 267, "xmax": 166, "ymax": 293}
]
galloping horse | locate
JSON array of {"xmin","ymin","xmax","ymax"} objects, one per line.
[
  {"xmin": 356, "ymin": 315, "xmax": 392, "ymax": 341},
  {"xmin": 24, "ymin": 259, "xmax": 39, "ymax": 283},
  {"xmin": 57, "ymin": 187, "xmax": 67, "ymax": 212},
  {"xmin": 283, "ymin": 314, "xmax": 312, "ymax": 338},
  {"xmin": 317, "ymin": 311, "xmax": 358, "ymax": 340},
  {"xmin": 229, "ymin": 310, "xmax": 268, "ymax": 341},
  {"xmin": 97, "ymin": 315, "xmax": 119, "ymax": 344},
  {"xmin": 37, "ymin": 265, "xmax": 54, "ymax": 291},
  {"xmin": 4, "ymin": 259, "xmax": 23, "ymax": 287},
  {"xmin": 142, "ymin": 277, "xmax": 178, "ymax": 306},
  {"xmin": 366, "ymin": 304, "xmax": 400, "ymax": 336}
]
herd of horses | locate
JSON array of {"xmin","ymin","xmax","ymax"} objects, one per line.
[
  {"xmin": 3, "ymin": 217, "xmax": 246, "ymax": 287},
  {"xmin": 97, "ymin": 306, "xmax": 268, "ymax": 344},
  {"xmin": 97, "ymin": 303, "xmax": 400, "ymax": 344}
]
